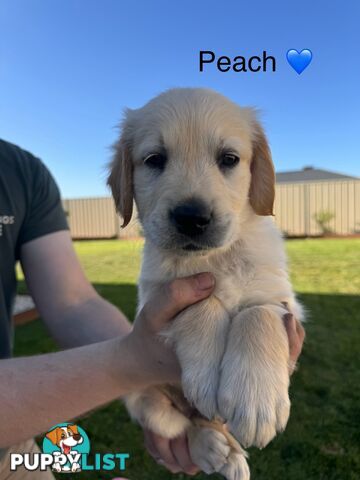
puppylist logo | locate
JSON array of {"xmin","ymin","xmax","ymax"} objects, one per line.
[
  {"xmin": 43, "ymin": 424, "xmax": 89, "ymax": 473},
  {"xmin": 10, "ymin": 423, "xmax": 130, "ymax": 474}
]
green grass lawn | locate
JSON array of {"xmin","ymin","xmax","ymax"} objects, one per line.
[{"xmin": 14, "ymin": 238, "xmax": 360, "ymax": 480}]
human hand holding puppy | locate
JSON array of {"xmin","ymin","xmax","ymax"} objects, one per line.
[{"xmin": 123, "ymin": 272, "xmax": 215, "ymax": 385}]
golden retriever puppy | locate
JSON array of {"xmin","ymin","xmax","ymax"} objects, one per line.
[{"xmin": 108, "ymin": 88, "xmax": 304, "ymax": 479}]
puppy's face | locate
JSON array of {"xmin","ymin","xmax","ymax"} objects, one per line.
[
  {"xmin": 108, "ymin": 88, "xmax": 275, "ymax": 253},
  {"xmin": 45, "ymin": 425, "xmax": 82, "ymax": 450}
]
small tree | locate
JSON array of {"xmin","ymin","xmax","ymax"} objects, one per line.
[{"xmin": 313, "ymin": 210, "xmax": 335, "ymax": 236}]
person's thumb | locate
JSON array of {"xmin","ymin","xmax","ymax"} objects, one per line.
[{"xmin": 140, "ymin": 273, "xmax": 215, "ymax": 331}]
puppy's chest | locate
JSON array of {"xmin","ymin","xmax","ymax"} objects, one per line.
[
  {"xmin": 210, "ymin": 257, "xmax": 255, "ymax": 312},
  {"xmin": 140, "ymin": 250, "xmax": 256, "ymax": 314}
]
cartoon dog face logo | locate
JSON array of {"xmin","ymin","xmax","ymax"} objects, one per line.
[{"xmin": 45, "ymin": 424, "xmax": 83, "ymax": 472}]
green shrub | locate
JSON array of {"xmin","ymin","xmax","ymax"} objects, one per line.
[{"xmin": 313, "ymin": 210, "xmax": 335, "ymax": 235}]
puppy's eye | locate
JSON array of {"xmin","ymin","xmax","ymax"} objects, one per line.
[
  {"xmin": 218, "ymin": 152, "xmax": 240, "ymax": 169},
  {"xmin": 144, "ymin": 153, "xmax": 167, "ymax": 170}
]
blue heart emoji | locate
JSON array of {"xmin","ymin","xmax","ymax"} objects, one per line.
[{"xmin": 286, "ymin": 49, "xmax": 312, "ymax": 74}]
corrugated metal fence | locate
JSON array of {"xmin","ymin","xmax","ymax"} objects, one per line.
[
  {"xmin": 62, "ymin": 197, "xmax": 140, "ymax": 239},
  {"xmin": 274, "ymin": 180, "xmax": 360, "ymax": 236},
  {"xmin": 63, "ymin": 180, "xmax": 360, "ymax": 239}
]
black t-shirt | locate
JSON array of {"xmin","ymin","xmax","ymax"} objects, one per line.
[{"xmin": 0, "ymin": 139, "xmax": 69, "ymax": 359}]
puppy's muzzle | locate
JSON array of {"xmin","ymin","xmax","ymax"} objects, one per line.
[{"xmin": 169, "ymin": 198, "xmax": 212, "ymax": 237}]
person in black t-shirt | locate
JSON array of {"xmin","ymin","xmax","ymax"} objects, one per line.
[{"xmin": 0, "ymin": 139, "xmax": 305, "ymax": 478}]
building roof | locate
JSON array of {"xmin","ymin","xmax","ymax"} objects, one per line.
[{"xmin": 276, "ymin": 166, "xmax": 358, "ymax": 184}]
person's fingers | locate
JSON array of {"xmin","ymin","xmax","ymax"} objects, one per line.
[
  {"xmin": 140, "ymin": 273, "xmax": 215, "ymax": 331},
  {"xmin": 144, "ymin": 429, "xmax": 197, "ymax": 474},
  {"xmin": 296, "ymin": 319, "xmax": 306, "ymax": 343},
  {"xmin": 283, "ymin": 312, "xmax": 306, "ymax": 375},
  {"xmin": 283, "ymin": 313, "xmax": 298, "ymax": 347},
  {"xmin": 282, "ymin": 306, "xmax": 305, "ymax": 353},
  {"xmin": 283, "ymin": 313, "xmax": 305, "ymax": 347},
  {"xmin": 148, "ymin": 432, "xmax": 182, "ymax": 473},
  {"xmin": 283, "ymin": 313, "xmax": 300, "ymax": 369},
  {"xmin": 144, "ymin": 429, "xmax": 161, "ymax": 460},
  {"xmin": 170, "ymin": 434, "xmax": 200, "ymax": 475},
  {"xmin": 281, "ymin": 301, "xmax": 290, "ymax": 312}
]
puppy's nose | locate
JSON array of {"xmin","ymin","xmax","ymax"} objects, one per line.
[
  {"xmin": 73, "ymin": 434, "xmax": 81, "ymax": 441},
  {"xmin": 170, "ymin": 199, "xmax": 212, "ymax": 236}
]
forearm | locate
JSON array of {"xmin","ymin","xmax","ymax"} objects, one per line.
[
  {"xmin": 20, "ymin": 232, "xmax": 132, "ymax": 349},
  {"xmin": 43, "ymin": 295, "xmax": 132, "ymax": 348},
  {"xmin": 0, "ymin": 335, "xmax": 147, "ymax": 448}
]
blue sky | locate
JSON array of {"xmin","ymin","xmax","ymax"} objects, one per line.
[{"xmin": 0, "ymin": 0, "xmax": 359, "ymax": 198}]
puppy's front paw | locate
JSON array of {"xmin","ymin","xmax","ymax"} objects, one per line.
[
  {"xmin": 182, "ymin": 361, "xmax": 219, "ymax": 419},
  {"xmin": 166, "ymin": 297, "xmax": 230, "ymax": 419},
  {"xmin": 218, "ymin": 368, "xmax": 290, "ymax": 448},
  {"xmin": 218, "ymin": 306, "xmax": 290, "ymax": 448}
]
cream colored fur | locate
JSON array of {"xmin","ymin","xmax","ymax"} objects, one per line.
[{"xmin": 108, "ymin": 88, "xmax": 304, "ymax": 480}]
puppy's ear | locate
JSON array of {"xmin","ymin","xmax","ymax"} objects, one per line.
[
  {"xmin": 46, "ymin": 428, "xmax": 60, "ymax": 445},
  {"xmin": 107, "ymin": 129, "xmax": 134, "ymax": 228},
  {"xmin": 68, "ymin": 424, "xmax": 79, "ymax": 435},
  {"xmin": 249, "ymin": 121, "xmax": 275, "ymax": 216}
]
